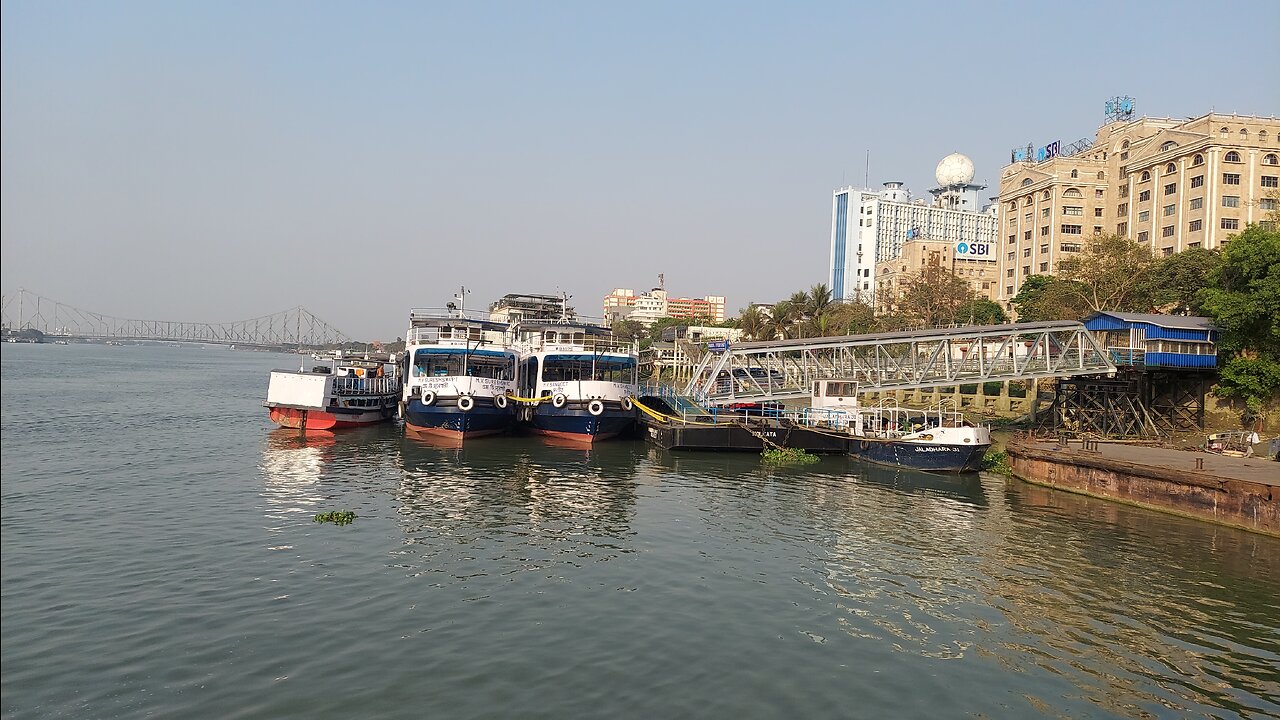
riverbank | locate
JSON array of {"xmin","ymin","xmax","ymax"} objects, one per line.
[{"xmin": 1006, "ymin": 437, "xmax": 1279, "ymax": 536}]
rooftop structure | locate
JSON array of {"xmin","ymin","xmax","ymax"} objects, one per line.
[{"xmin": 1082, "ymin": 311, "xmax": 1218, "ymax": 369}]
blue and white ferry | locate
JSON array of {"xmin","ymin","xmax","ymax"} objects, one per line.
[
  {"xmin": 400, "ymin": 308, "xmax": 518, "ymax": 441},
  {"xmin": 512, "ymin": 320, "xmax": 639, "ymax": 443},
  {"xmin": 801, "ymin": 379, "xmax": 991, "ymax": 473}
]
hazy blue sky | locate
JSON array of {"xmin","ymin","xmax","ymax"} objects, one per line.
[{"xmin": 3, "ymin": 0, "xmax": 1277, "ymax": 340}]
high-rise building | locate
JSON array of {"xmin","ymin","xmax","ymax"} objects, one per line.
[
  {"xmin": 829, "ymin": 155, "xmax": 998, "ymax": 305},
  {"xmin": 995, "ymin": 105, "xmax": 1280, "ymax": 308}
]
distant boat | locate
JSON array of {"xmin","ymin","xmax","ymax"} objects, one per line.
[{"xmin": 265, "ymin": 356, "xmax": 401, "ymax": 431}]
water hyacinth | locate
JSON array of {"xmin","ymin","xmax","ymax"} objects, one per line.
[{"xmin": 313, "ymin": 511, "xmax": 357, "ymax": 526}]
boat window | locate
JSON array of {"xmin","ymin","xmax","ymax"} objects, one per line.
[
  {"xmin": 412, "ymin": 350, "xmax": 514, "ymax": 380},
  {"xmin": 540, "ymin": 356, "xmax": 636, "ymax": 383}
]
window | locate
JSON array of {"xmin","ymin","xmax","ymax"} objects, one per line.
[
  {"xmin": 1223, "ymin": 195, "xmax": 1240, "ymax": 208},
  {"xmin": 1039, "ymin": 262, "xmax": 1049, "ymax": 271},
  {"xmin": 1161, "ymin": 247, "xmax": 1174, "ymax": 257},
  {"xmin": 1042, "ymin": 190, "xmax": 1051, "ymax": 200},
  {"xmin": 1222, "ymin": 218, "xmax": 1239, "ymax": 230},
  {"xmin": 1063, "ymin": 188, "xmax": 1083, "ymax": 198},
  {"xmin": 1008, "ymin": 216, "xmax": 1017, "ymax": 226},
  {"xmin": 1024, "ymin": 230, "xmax": 1032, "ymax": 240},
  {"xmin": 1192, "ymin": 154, "xmax": 1204, "ymax": 166},
  {"xmin": 1024, "ymin": 213, "xmax": 1033, "ymax": 223},
  {"xmin": 1061, "ymin": 224, "xmax": 1082, "ymax": 235},
  {"xmin": 1119, "ymin": 185, "xmax": 1130, "ymax": 198},
  {"xmin": 1140, "ymin": 171, "xmax": 1151, "ymax": 182},
  {"xmin": 1008, "ymin": 234, "xmax": 1016, "ymax": 244},
  {"xmin": 1095, "ymin": 188, "xmax": 1104, "ymax": 198},
  {"xmin": 1117, "ymin": 222, "xmax": 1128, "ymax": 235},
  {"xmin": 1223, "ymin": 173, "xmax": 1240, "ymax": 185},
  {"xmin": 1163, "ymin": 204, "xmax": 1175, "ymax": 216},
  {"xmin": 1164, "ymin": 183, "xmax": 1176, "ymax": 195},
  {"xmin": 1006, "ymin": 269, "xmax": 1014, "ymax": 277},
  {"xmin": 1117, "ymin": 202, "xmax": 1129, "ymax": 215},
  {"xmin": 1094, "ymin": 207, "xmax": 1104, "ymax": 217},
  {"xmin": 1263, "ymin": 176, "xmax": 1279, "ymax": 188},
  {"xmin": 1224, "ymin": 151, "xmax": 1241, "ymax": 163},
  {"xmin": 1042, "ymin": 207, "xmax": 1050, "ymax": 218},
  {"xmin": 1261, "ymin": 130, "xmax": 1270, "ymax": 143},
  {"xmin": 1262, "ymin": 198, "xmax": 1278, "ymax": 211},
  {"xmin": 1022, "ymin": 266, "xmax": 1031, "ymax": 276},
  {"xmin": 1189, "ymin": 219, "xmax": 1202, "ymax": 231},
  {"xmin": 1040, "ymin": 225, "xmax": 1049, "ymax": 237},
  {"xmin": 1190, "ymin": 197, "xmax": 1203, "ymax": 210},
  {"xmin": 1190, "ymin": 175, "xmax": 1204, "ymax": 188},
  {"xmin": 1097, "ymin": 171, "xmax": 1105, "ymax": 180},
  {"xmin": 1061, "ymin": 242, "xmax": 1082, "ymax": 252},
  {"xmin": 1093, "ymin": 226, "xmax": 1103, "ymax": 235},
  {"xmin": 1165, "ymin": 163, "xmax": 1176, "ymax": 173},
  {"xmin": 1040, "ymin": 244, "xmax": 1049, "ymax": 254},
  {"xmin": 1240, "ymin": 128, "xmax": 1249, "ymax": 140},
  {"xmin": 1063, "ymin": 206, "xmax": 1082, "ymax": 216},
  {"xmin": 1139, "ymin": 190, "xmax": 1151, "ymax": 202},
  {"xmin": 1161, "ymin": 141, "xmax": 1177, "ymax": 151},
  {"xmin": 1021, "ymin": 178, "xmax": 1033, "ymax": 187},
  {"xmin": 1023, "ymin": 248, "xmax": 1032, "ymax": 257},
  {"xmin": 1006, "ymin": 285, "xmax": 1014, "ymax": 295},
  {"xmin": 1006, "ymin": 252, "xmax": 1015, "ymax": 261},
  {"xmin": 1137, "ymin": 231, "xmax": 1149, "ymax": 242},
  {"xmin": 1070, "ymin": 169, "xmax": 1078, "ymax": 178},
  {"xmin": 1138, "ymin": 210, "xmax": 1151, "ymax": 222},
  {"xmin": 1187, "ymin": 242, "xmax": 1201, "ymax": 249},
  {"xmin": 1220, "ymin": 127, "xmax": 1229, "ymax": 138},
  {"xmin": 1162, "ymin": 225, "xmax": 1174, "ymax": 237},
  {"xmin": 1008, "ymin": 201, "xmax": 1018, "ymax": 210},
  {"xmin": 1023, "ymin": 196, "xmax": 1033, "ymax": 206}
]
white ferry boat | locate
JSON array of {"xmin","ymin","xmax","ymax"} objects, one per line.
[
  {"xmin": 400, "ymin": 308, "xmax": 518, "ymax": 441},
  {"xmin": 799, "ymin": 379, "xmax": 991, "ymax": 472},
  {"xmin": 265, "ymin": 355, "xmax": 400, "ymax": 431},
  {"xmin": 512, "ymin": 320, "xmax": 639, "ymax": 443}
]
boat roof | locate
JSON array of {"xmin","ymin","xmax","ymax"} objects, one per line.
[
  {"xmin": 517, "ymin": 322, "xmax": 614, "ymax": 336},
  {"xmin": 408, "ymin": 308, "xmax": 509, "ymax": 332}
]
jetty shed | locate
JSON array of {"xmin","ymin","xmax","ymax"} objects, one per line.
[{"xmin": 1082, "ymin": 311, "xmax": 1217, "ymax": 369}]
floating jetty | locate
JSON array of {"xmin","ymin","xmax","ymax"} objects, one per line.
[{"xmin": 1007, "ymin": 437, "xmax": 1279, "ymax": 536}]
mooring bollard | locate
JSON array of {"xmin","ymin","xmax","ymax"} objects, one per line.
[{"xmin": 1195, "ymin": 457, "xmax": 1204, "ymax": 471}]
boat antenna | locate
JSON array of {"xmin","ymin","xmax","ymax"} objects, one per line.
[{"xmin": 453, "ymin": 286, "xmax": 470, "ymax": 316}]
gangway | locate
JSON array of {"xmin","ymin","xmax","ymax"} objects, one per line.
[{"xmin": 684, "ymin": 321, "xmax": 1116, "ymax": 404}]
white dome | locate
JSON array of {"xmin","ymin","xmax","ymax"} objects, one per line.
[{"xmin": 935, "ymin": 153, "xmax": 975, "ymax": 187}]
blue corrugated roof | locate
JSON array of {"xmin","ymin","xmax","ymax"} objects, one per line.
[{"xmin": 1083, "ymin": 311, "xmax": 1215, "ymax": 332}]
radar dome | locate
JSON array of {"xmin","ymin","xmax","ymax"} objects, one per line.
[{"xmin": 935, "ymin": 153, "xmax": 975, "ymax": 187}]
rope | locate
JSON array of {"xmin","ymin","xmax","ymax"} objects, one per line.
[
  {"xmin": 631, "ymin": 398, "xmax": 719, "ymax": 426},
  {"xmin": 503, "ymin": 392, "xmax": 554, "ymax": 404}
]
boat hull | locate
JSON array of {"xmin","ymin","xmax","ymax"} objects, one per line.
[
  {"xmin": 269, "ymin": 405, "xmax": 393, "ymax": 430},
  {"xmin": 526, "ymin": 406, "xmax": 636, "ymax": 443},
  {"xmin": 404, "ymin": 399, "xmax": 514, "ymax": 439},
  {"xmin": 847, "ymin": 437, "xmax": 989, "ymax": 473}
]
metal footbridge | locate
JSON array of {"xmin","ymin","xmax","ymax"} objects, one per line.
[{"xmin": 684, "ymin": 321, "xmax": 1116, "ymax": 404}]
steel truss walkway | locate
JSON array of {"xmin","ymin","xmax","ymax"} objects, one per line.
[{"xmin": 684, "ymin": 321, "xmax": 1116, "ymax": 404}]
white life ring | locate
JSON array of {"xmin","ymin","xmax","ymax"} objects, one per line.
[
  {"xmin": 587, "ymin": 399, "xmax": 605, "ymax": 416},
  {"xmin": 457, "ymin": 395, "xmax": 475, "ymax": 412},
  {"xmin": 421, "ymin": 389, "xmax": 436, "ymax": 406},
  {"xmin": 620, "ymin": 396, "xmax": 634, "ymax": 412},
  {"xmin": 552, "ymin": 393, "xmax": 568, "ymax": 409},
  {"xmin": 493, "ymin": 394, "xmax": 509, "ymax": 409}
]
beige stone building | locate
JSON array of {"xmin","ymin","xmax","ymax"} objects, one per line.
[
  {"xmin": 996, "ymin": 112, "xmax": 1280, "ymax": 309},
  {"xmin": 874, "ymin": 238, "xmax": 999, "ymax": 313}
]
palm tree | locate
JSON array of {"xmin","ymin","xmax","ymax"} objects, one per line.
[
  {"xmin": 769, "ymin": 300, "xmax": 800, "ymax": 340},
  {"xmin": 806, "ymin": 283, "xmax": 833, "ymax": 320},
  {"xmin": 736, "ymin": 305, "xmax": 769, "ymax": 341}
]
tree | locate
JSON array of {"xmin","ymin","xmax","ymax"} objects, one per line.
[
  {"xmin": 611, "ymin": 319, "xmax": 646, "ymax": 343},
  {"xmin": 1198, "ymin": 223, "xmax": 1280, "ymax": 414},
  {"xmin": 806, "ymin": 283, "xmax": 834, "ymax": 320},
  {"xmin": 1011, "ymin": 274, "xmax": 1090, "ymax": 321},
  {"xmin": 1053, "ymin": 233, "xmax": 1156, "ymax": 314},
  {"xmin": 1144, "ymin": 246, "xmax": 1222, "ymax": 315},
  {"xmin": 897, "ymin": 264, "xmax": 976, "ymax": 327},
  {"xmin": 736, "ymin": 305, "xmax": 769, "ymax": 341},
  {"xmin": 955, "ymin": 298, "xmax": 1008, "ymax": 325},
  {"xmin": 823, "ymin": 301, "xmax": 877, "ymax": 336}
]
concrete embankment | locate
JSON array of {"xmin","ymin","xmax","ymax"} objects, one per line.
[{"xmin": 1006, "ymin": 438, "xmax": 1279, "ymax": 536}]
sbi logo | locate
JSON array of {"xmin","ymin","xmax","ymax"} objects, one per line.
[{"xmin": 956, "ymin": 242, "xmax": 989, "ymax": 257}]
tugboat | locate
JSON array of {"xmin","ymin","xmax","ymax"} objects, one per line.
[
  {"xmin": 512, "ymin": 308, "xmax": 639, "ymax": 443},
  {"xmin": 400, "ymin": 301, "xmax": 518, "ymax": 441},
  {"xmin": 800, "ymin": 379, "xmax": 990, "ymax": 473},
  {"xmin": 265, "ymin": 354, "xmax": 400, "ymax": 431}
]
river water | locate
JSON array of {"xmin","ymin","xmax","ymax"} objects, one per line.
[{"xmin": 2, "ymin": 343, "xmax": 1278, "ymax": 719}]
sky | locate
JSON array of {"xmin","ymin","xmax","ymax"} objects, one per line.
[{"xmin": 3, "ymin": 0, "xmax": 1277, "ymax": 341}]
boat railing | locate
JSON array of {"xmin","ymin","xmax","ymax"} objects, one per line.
[
  {"xmin": 406, "ymin": 326, "xmax": 512, "ymax": 347},
  {"xmin": 516, "ymin": 335, "xmax": 637, "ymax": 355},
  {"xmin": 408, "ymin": 307, "xmax": 495, "ymax": 323},
  {"xmin": 332, "ymin": 376, "xmax": 401, "ymax": 395},
  {"xmin": 792, "ymin": 407, "xmax": 852, "ymax": 431}
]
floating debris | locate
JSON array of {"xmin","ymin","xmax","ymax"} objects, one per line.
[
  {"xmin": 761, "ymin": 447, "xmax": 819, "ymax": 465},
  {"xmin": 980, "ymin": 450, "xmax": 1014, "ymax": 476},
  {"xmin": 313, "ymin": 511, "xmax": 357, "ymax": 526}
]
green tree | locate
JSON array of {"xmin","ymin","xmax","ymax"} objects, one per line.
[
  {"xmin": 1053, "ymin": 233, "xmax": 1156, "ymax": 314},
  {"xmin": 897, "ymin": 264, "xmax": 976, "ymax": 327},
  {"xmin": 1198, "ymin": 224, "xmax": 1280, "ymax": 413},
  {"xmin": 735, "ymin": 305, "xmax": 770, "ymax": 341},
  {"xmin": 956, "ymin": 298, "xmax": 1008, "ymax": 325},
  {"xmin": 1010, "ymin": 275, "xmax": 1089, "ymax": 321},
  {"xmin": 611, "ymin": 319, "xmax": 646, "ymax": 343},
  {"xmin": 1144, "ymin": 246, "xmax": 1222, "ymax": 315}
]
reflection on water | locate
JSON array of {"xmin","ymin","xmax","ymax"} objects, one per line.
[{"xmin": 259, "ymin": 429, "xmax": 335, "ymax": 523}]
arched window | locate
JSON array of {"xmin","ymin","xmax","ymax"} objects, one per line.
[
  {"xmin": 1225, "ymin": 151, "xmax": 1241, "ymax": 163},
  {"xmin": 1063, "ymin": 188, "xmax": 1083, "ymax": 198},
  {"xmin": 1240, "ymin": 128, "xmax": 1249, "ymax": 140},
  {"xmin": 1259, "ymin": 130, "xmax": 1269, "ymax": 144},
  {"xmin": 1021, "ymin": 178, "xmax": 1033, "ymax": 187},
  {"xmin": 1009, "ymin": 201, "xmax": 1018, "ymax": 210},
  {"xmin": 1042, "ymin": 190, "xmax": 1051, "ymax": 200},
  {"xmin": 1070, "ymin": 169, "xmax": 1078, "ymax": 178},
  {"xmin": 1140, "ymin": 171, "xmax": 1151, "ymax": 182},
  {"xmin": 1220, "ymin": 127, "xmax": 1230, "ymax": 138},
  {"xmin": 1160, "ymin": 140, "xmax": 1177, "ymax": 151},
  {"xmin": 1264, "ymin": 154, "xmax": 1279, "ymax": 166},
  {"xmin": 1097, "ymin": 171, "xmax": 1105, "ymax": 180},
  {"xmin": 1192, "ymin": 154, "xmax": 1204, "ymax": 166},
  {"xmin": 1023, "ymin": 196, "xmax": 1033, "ymax": 206},
  {"xmin": 1165, "ymin": 163, "xmax": 1176, "ymax": 174},
  {"xmin": 1121, "ymin": 139, "xmax": 1130, "ymax": 150}
]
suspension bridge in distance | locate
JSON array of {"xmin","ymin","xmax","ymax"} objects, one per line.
[
  {"xmin": 1, "ymin": 288, "xmax": 353, "ymax": 349},
  {"xmin": 684, "ymin": 321, "xmax": 1118, "ymax": 404}
]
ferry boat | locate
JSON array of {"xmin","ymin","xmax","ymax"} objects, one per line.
[
  {"xmin": 799, "ymin": 379, "xmax": 991, "ymax": 473},
  {"xmin": 400, "ymin": 308, "xmax": 518, "ymax": 440},
  {"xmin": 265, "ymin": 355, "xmax": 400, "ymax": 431},
  {"xmin": 512, "ymin": 320, "xmax": 639, "ymax": 443}
]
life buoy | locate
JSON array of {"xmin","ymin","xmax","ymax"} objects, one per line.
[
  {"xmin": 421, "ymin": 390, "xmax": 436, "ymax": 406},
  {"xmin": 587, "ymin": 399, "xmax": 605, "ymax": 416},
  {"xmin": 457, "ymin": 395, "xmax": 474, "ymax": 412},
  {"xmin": 620, "ymin": 396, "xmax": 634, "ymax": 412},
  {"xmin": 552, "ymin": 393, "xmax": 568, "ymax": 409},
  {"xmin": 493, "ymin": 394, "xmax": 509, "ymax": 409}
]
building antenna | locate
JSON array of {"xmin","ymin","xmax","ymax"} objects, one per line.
[{"xmin": 864, "ymin": 150, "xmax": 870, "ymax": 187}]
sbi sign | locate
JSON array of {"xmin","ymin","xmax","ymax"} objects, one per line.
[{"xmin": 955, "ymin": 242, "xmax": 991, "ymax": 257}]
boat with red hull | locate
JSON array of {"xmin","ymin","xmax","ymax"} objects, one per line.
[{"xmin": 266, "ymin": 356, "xmax": 400, "ymax": 432}]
